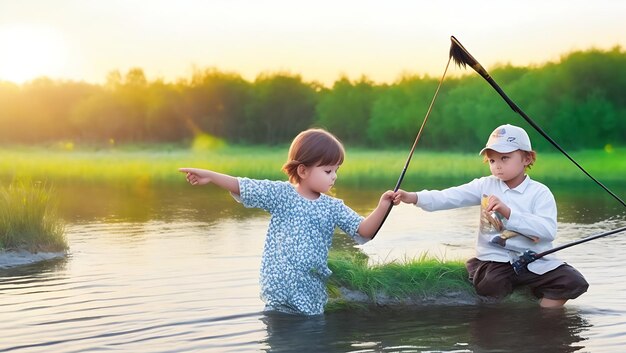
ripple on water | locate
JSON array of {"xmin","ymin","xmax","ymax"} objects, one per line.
[{"xmin": 1, "ymin": 211, "xmax": 625, "ymax": 352}]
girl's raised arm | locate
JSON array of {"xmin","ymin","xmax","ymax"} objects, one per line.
[
  {"xmin": 357, "ymin": 190, "xmax": 395, "ymax": 238},
  {"xmin": 178, "ymin": 168, "xmax": 240, "ymax": 195}
]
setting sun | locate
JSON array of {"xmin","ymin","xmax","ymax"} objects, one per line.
[{"xmin": 0, "ymin": 25, "xmax": 70, "ymax": 84}]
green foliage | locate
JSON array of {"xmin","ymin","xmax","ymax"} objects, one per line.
[
  {"xmin": 0, "ymin": 47, "xmax": 625, "ymax": 149},
  {"xmin": 326, "ymin": 251, "xmax": 473, "ymax": 308},
  {"xmin": 0, "ymin": 180, "xmax": 67, "ymax": 252},
  {"xmin": 181, "ymin": 68, "xmax": 251, "ymax": 142},
  {"xmin": 325, "ymin": 251, "xmax": 538, "ymax": 311},
  {"xmin": 367, "ymin": 75, "xmax": 440, "ymax": 146},
  {"xmin": 244, "ymin": 73, "xmax": 318, "ymax": 144},
  {"xmin": 315, "ymin": 76, "xmax": 379, "ymax": 145},
  {"xmin": 0, "ymin": 147, "xmax": 624, "ymax": 187}
]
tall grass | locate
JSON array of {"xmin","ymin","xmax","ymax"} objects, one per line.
[
  {"xmin": 325, "ymin": 251, "xmax": 538, "ymax": 311},
  {"xmin": 0, "ymin": 181, "xmax": 67, "ymax": 252},
  {"xmin": 326, "ymin": 251, "xmax": 473, "ymax": 310},
  {"xmin": 1, "ymin": 145, "xmax": 624, "ymax": 187}
]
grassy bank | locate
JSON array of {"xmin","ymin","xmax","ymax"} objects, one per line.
[
  {"xmin": 325, "ymin": 251, "xmax": 538, "ymax": 311},
  {"xmin": 1, "ymin": 145, "xmax": 624, "ymax": 187},
  {"xmin": 326, "ymin": 251, "xmax": 472, "ymax": 310},
  {"xmin": 0, "ymin": 181, "xmax": 67, "ymax": 252}
]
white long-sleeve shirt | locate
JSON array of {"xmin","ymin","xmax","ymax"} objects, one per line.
[{"xmin": 415, "ymin": 175, "xmax": 563, "ymax": 274}]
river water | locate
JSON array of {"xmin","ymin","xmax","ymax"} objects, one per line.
[{"xmin": 1, "ymin": 182, "xmax": 625, "ymax": 352}]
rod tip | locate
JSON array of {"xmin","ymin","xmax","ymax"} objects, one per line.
[{"xmin": 449, "ymin": 36, "xmax": 470, "ymax": 68}]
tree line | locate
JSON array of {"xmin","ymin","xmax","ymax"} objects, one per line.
[{"xmin": 0, "ymin": 46, "xmax": 624, "ymax": 151}]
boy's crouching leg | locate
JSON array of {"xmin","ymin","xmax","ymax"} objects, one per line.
[
  {"xmin": 466, "ymin": 258, "xmax": 515, "ymax": 299},
  {"xmin": 529, "ymin": 264, "xmax": 589, "ymax": 302}
]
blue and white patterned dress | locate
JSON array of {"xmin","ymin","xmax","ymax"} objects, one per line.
[{"xmin": 235, "ymin": 177, "xmax": 366, "ymax": 315}]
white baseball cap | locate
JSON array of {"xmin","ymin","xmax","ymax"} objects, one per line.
[{"xmin": 479, "ymin": 124, "xmax": 532, "ymax": 155}]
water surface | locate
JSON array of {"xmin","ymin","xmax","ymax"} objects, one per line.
[{"xmin": 1, "ymin": 183, "xmax": 625, "ymax": 352}]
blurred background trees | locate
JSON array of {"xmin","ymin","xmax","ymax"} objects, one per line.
[{"xmin": 1, "ymin": 47, "xmax": 624, "ymax": 150}]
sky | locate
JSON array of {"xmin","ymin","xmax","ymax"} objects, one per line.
[{"xmin": 0, "ymin": 0, "xmax": 624, "ymax": 86}]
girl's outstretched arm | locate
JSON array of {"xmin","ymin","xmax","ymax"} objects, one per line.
[
  {"xmin": 178, "ymin": 168, "xmax": 240, "ymax": 195},
  {"xmin": 357, "ymin": 190, "xmax": 396, "ymax": 238}
]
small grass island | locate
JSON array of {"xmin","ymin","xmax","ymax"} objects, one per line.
[
  {"xmin": 325, "ymin": 251, "xmax": 537, "ymax": 311},
  {"xmin": 0, "ymin": 181, "xmax": 68, "ymax": 268}
]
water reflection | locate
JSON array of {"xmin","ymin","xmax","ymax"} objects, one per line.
[
  {"xmin": 260, "ymin": 313, "xmax": 335, "ymax": 352},
  {"xmin": 51, "ymin": 182, "xmax": 626, "ymax": 225},
  {"xmin": 551, "ymin": 183, "xmax": 626, "ymax": 224},
  {"xmin": 0, "ymin": 182, "xmax": 623, "ymax": 352},
  {"xmin": 55, "ymin": 183, "xmax": 265, "ymax": 223},
  {"xmin": 260, "ymin": 304, "xmax": 591, "ymax": 353},
  {"xmin": 467, "ymin": 305, "xmax": 590, "ymax": 353}
]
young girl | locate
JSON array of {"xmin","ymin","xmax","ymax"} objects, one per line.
[
  {"xmin": 393, "ymin": 124, "xmax": 588, "ymax": 308},
  {"xmin": 180, "ymin": 128, "xmax": 394, "ymax": 315}
]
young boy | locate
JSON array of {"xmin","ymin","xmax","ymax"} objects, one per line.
[{"xmin": 393, "ymin": 124, "xmax": 588, "ymax": 308}]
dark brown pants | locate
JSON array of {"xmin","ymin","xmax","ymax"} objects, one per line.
[{"xmin": 466, "ymin": 258, "xmax": 589, "ymax": 300}]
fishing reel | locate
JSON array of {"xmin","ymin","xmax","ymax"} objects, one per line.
[{"xmin": 511, "ymin": 250, "xmax": 538, "ymax": 275}]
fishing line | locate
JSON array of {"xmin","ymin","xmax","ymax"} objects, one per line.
[
  {"xmin": 371, "ymin": 55, "xmax": 452, "ymax": 238},
  {"xmin": 448, "ymin": 35, "xmax": 626, "ymax": 271},
  {"xmin": 448, "ymin": 35, "xmax": 626, "ymax": 209}
]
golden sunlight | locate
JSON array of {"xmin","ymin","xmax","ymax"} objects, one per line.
[{"xmin": 0, "ymin": 25, "xmax": 69, "ymax": 84}]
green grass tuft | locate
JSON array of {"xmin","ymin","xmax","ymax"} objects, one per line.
[
  {"xmin": 326, "ymin": 251, "xmax": 475, "ymax": 310},
  {"xmin": 0, "ymin": 180, "xmax": 68, "ymax": 252}
]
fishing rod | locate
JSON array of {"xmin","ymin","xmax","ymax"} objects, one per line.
[
  {"xmin": 448, "ymin": 36, "xmax": 626, "ymax": 209},
  {"xmin": 512, "ymin": 226, "xmax": 626, "ymax": 274},
  {"xmin": 371, "ymin": 55, "xmax": 453, "ymax": 238}
]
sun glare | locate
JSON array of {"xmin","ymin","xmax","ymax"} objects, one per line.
[{"xmin": 0, "ymin": 25, "xmax": 69, "ymax": 84}]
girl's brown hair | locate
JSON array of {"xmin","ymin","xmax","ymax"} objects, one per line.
[{"xmin": 282, "ymin": 129, "xmax": 345, "ymax": 183}]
